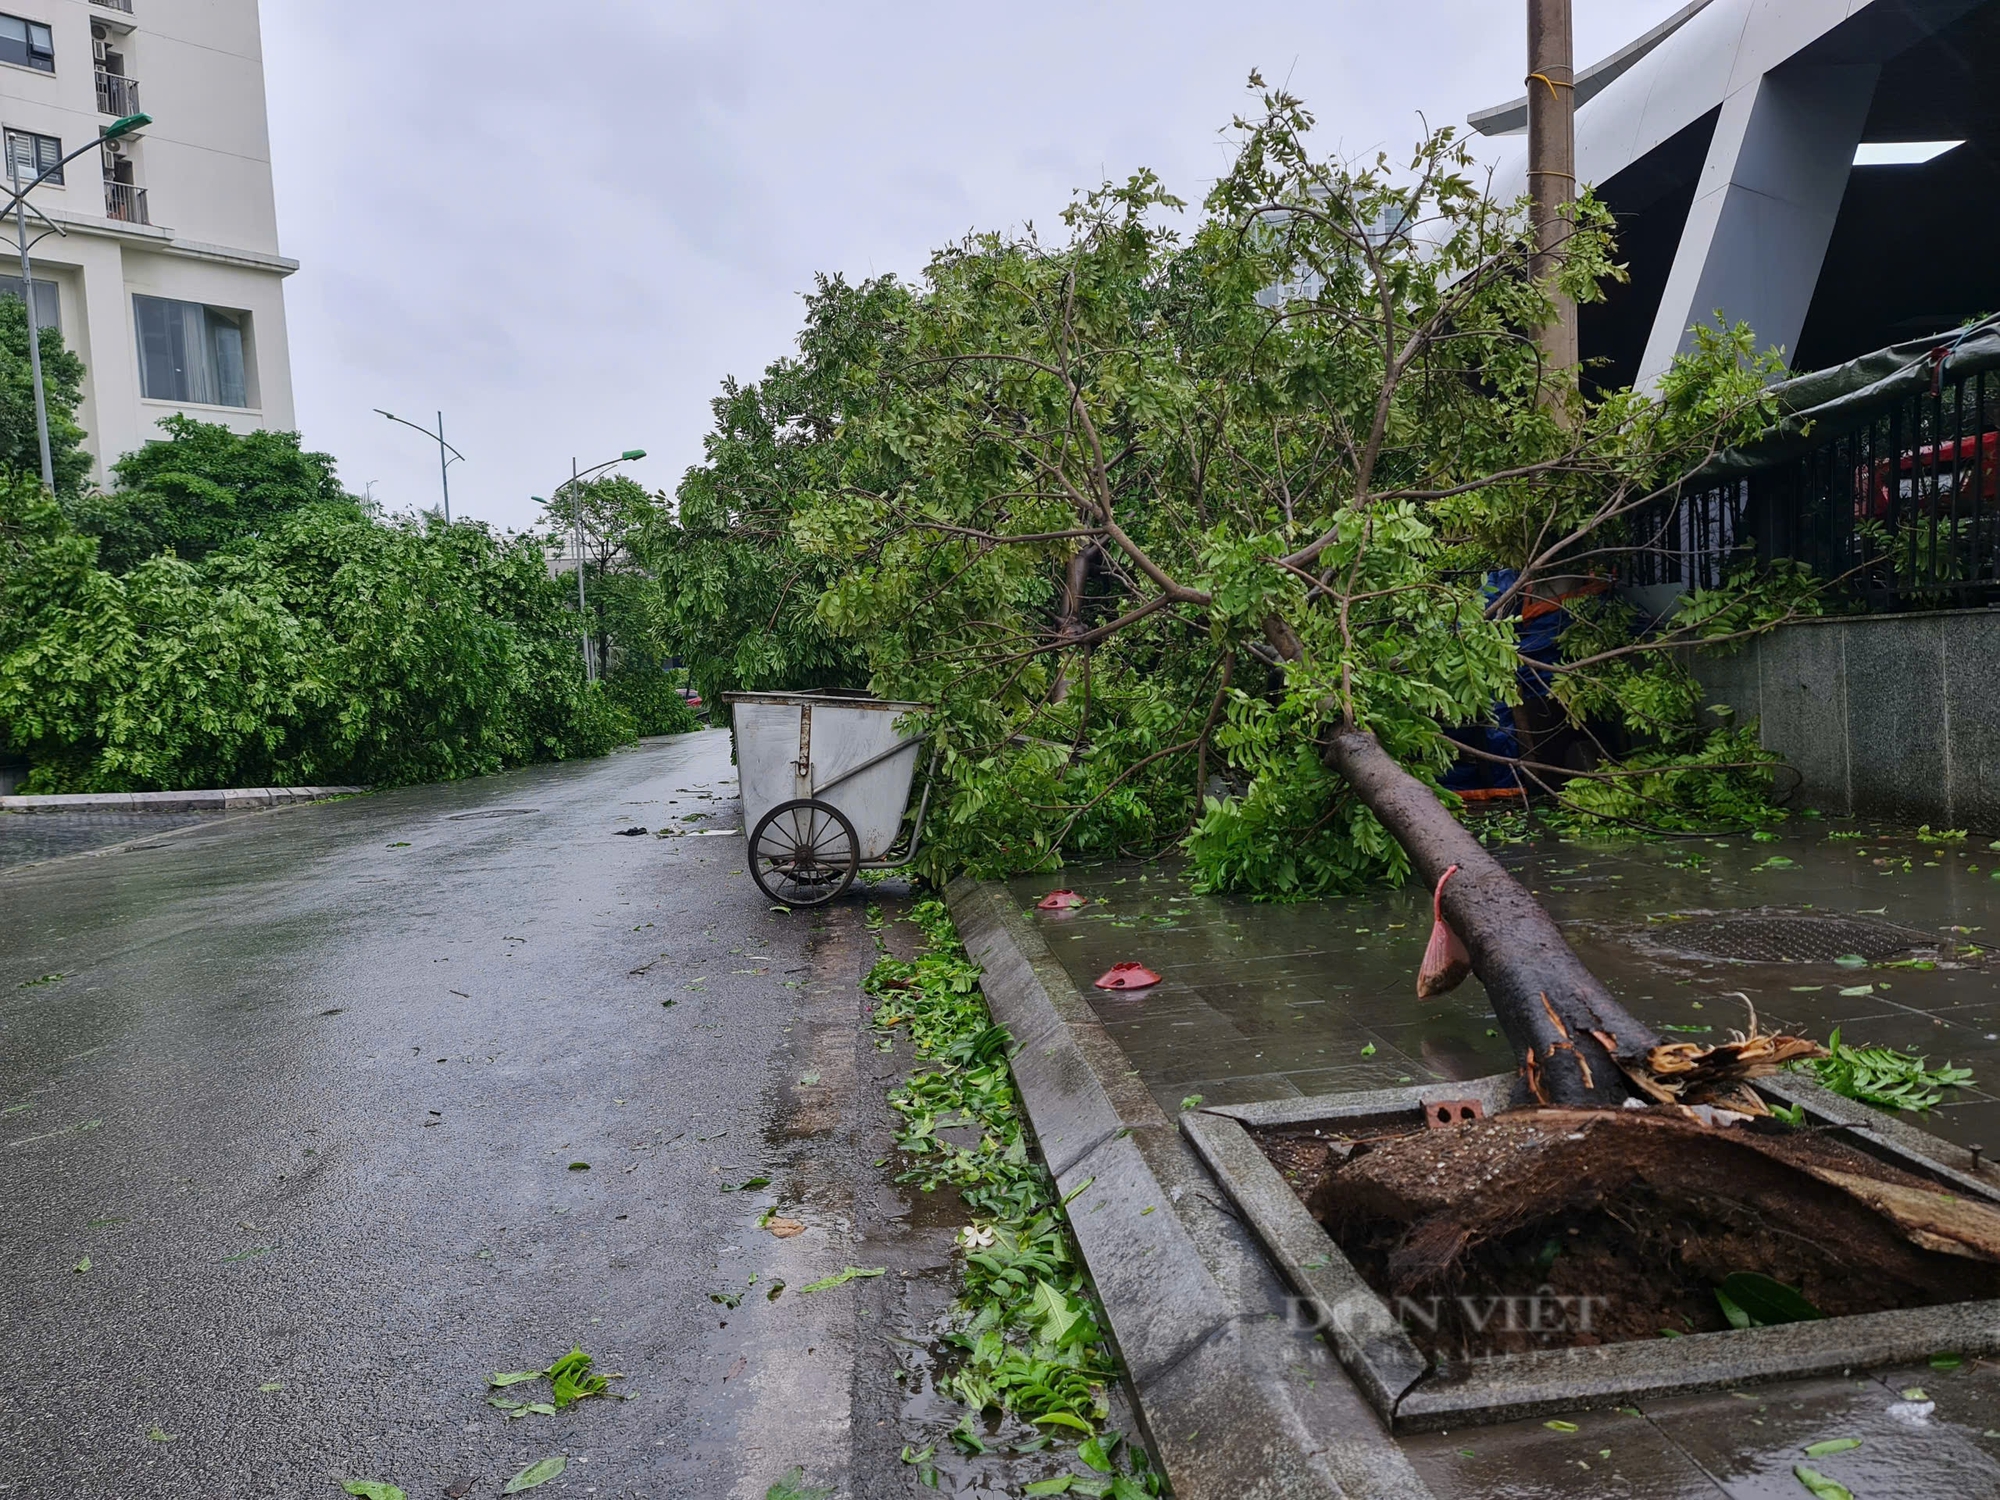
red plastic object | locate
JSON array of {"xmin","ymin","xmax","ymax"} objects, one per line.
[
  {"xmin": 1094, "ymin": 962, "xmax": 1161, "ymax": 991},
  {"xmin": 1037, "ymin": 889, "xmax": 1088, "ymax": 911},
  {"xmin": 1417, "ymin": 864, "xmax": 1472, "ymax": 998}
]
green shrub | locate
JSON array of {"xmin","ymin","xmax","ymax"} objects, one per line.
[{"xmin": 0, "ymin": 471, "xmax": 631, "ymax": 791}]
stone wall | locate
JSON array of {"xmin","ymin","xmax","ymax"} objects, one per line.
[{"xmin": 1691, "ymin": 609, "xmax": 2000, "ymax": 832}]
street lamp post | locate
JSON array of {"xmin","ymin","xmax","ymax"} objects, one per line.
[
  {"xmin": 375, "ymin": 408, "xmax": 464, "ymax": 522},
  {"xmin": 2, "ymin": 112, "xmax": 151, "ymax": 490},
  {"xmin": 533, "ymin": 448, "xmax": 645, "ymax": 684}
]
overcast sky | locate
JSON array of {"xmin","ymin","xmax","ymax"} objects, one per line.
[{"xmin": 260, "ymin": 2, "xmax": 1688, "ymax": 533}]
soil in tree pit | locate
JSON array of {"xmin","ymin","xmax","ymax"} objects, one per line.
[{"xmin": 1259, "ymin": 1109, "xmax": 2000, "ymax": 1361}]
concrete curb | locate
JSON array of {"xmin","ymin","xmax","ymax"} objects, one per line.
[
  {"xmin": 0, "ymin": 786, "xmax": 364, "ymax": 815},
  {"xmin": 948, "ymin": 877, "xmax": 1436, "ymax": 1500}
]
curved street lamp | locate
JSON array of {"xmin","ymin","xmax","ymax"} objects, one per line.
[
  {"xmin": 532, "ymin": 448, "xmax": 646, "ymax": 683},
  {"xmin": 375, "ymin": 408, "xmax": 464, "ymax": 522},
  {"xmin": 6, "ymin": 111, "xmax": 151, "ymax": 489}
]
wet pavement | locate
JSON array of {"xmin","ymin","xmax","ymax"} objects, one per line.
[
  {"xmin": 1007, "ymin": 817, "xmax": 2000, "ymax": 1148},
  {"xmin": 0, "ymin": 809, "xmax": 230, "ymax": 870},
  {"xmin": 1007, "ymin": 815, "xmax": 2000, "ymax": 1497},
  {"xmin": 1, "ymin": 731, "xmax": 1103, "ymax": 1499}
]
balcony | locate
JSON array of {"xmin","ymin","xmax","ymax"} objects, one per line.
[
  {"xmin": 95, "ymin": 70, "xmax": 140, "ymax": 117},
  {"xmin": 103, "ymin": 179, "xmax": 148, "ymax": 225},
  {"xmin": 90, "ymin": 0, "xmax": 135, "ymax": 12}
]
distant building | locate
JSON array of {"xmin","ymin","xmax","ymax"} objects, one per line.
[
  {"xmin": 1474, "ymin": 0, "xmax": 2000, "ymax": 389},
  {"xmin": 0, "ymin": 0, "xmax": 294, "ymax": 478}
]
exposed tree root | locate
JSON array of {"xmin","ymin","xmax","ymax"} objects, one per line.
[{"xmin": 1296, "ymin": 1108, "xmax": 2000, "ymax": 1355}]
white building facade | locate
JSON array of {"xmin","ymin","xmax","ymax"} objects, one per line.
[
  {"xmin": 1474, "ymin": 0, "xmax": 2000, "ymax": 391},
  {"xmin": 0, "ymin": 0, "xmax": 293, "ymax": 479}
]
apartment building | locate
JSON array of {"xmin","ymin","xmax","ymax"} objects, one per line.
[{"xmin": 0, "ymin": 0, "xmax": 293, "ymax": 479}]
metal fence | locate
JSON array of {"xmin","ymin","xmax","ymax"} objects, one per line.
[
  {"xmin": 1623, "ymin": 365, "xmax": 2000, "ymax": 610},
  {"xmin": 90, "ymin": 0, "xmax": 135, "ymax": 12}
]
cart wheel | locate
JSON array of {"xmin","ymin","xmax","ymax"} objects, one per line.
[{"xmin": 749, "ymin": 798, "xmax": 859, "ymax": 907}]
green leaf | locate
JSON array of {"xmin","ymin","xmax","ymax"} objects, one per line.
[
  {"xmin": 489, "ymin": 1370, "xmax": 543, "ymax": 1388},
  {"xmin": 1360, "ymin": 1042, "xmax": 1377, "ymax": 1056},
  {"xmin": 73, "ymin": 1256, "xmax": 90, "ymax": 1273},
  {"xmin": 798, "ymin": 1265, "xmax": 885, "ymax": 1293},
  {"xmin": 1023, "ymin": 1481, "xmax": 1073, "ymax": 1496},
  {"xmin": 1801, "ymin": 1439, "xmax": 1861, "ymax": 1457},
  {"xmin": 1715, "ymin": 1288, "xmax": 1752, "ymax": 1330},
  {"xmin": 1543, "ymin": 1420, "xmax": 1578, "ymax": 1432},
  {"xmin": 1718, "ymin": 1272, "xmax": 1820, "ymax": 1326},
  {"xmin": 1792, "ymin": 1465, "xmax": 1854, "ymax": 1500},
  {"xmin": 1179, "ymin": 1095, "xmax": 1204, "ymax": 1111},
  {"xmin": 342, "ymin": 1484, "xmax": 408, "ymax": 1500},
  {"xmin": 1033, "ymin": 1412, "xmax": 1096, "ymax": 1434},
  {"xmin": 503, "ymin": 1456, "xmax": 567, "ymax": 1493},
  {"xmin": 1078, "ymin": 1436, "xmax": 1114, "ymax": 1473},
  {"xmin": 1833, "ymin": 954, "xmax": 1868, "ymax": 968},
  {"xmin": 1931, "ymin": 1352, "xmax": 1964, "ymax": 1370}
]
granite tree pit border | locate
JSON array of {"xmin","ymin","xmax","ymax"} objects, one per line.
[
  {"xmin": 1182, "ymin": 1073, "xmax": 2000, "ymax": 1432},
  {"xmin": 948, "ymin": 877, "xmax": 1440, "ymax": 1500}
]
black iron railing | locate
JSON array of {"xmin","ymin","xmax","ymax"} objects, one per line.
[{"xmin": 1623, "ymin": 365, "xmax": 2000, "ymax": 610}]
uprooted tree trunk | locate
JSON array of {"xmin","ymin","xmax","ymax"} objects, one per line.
[{"xmin": 1324, "ymin": 724, "xmax": 1658, "ymax": 1107}]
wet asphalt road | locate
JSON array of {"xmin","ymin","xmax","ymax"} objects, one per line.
[{"xmin": 0, "ymin": 731, "xmax": 1020, "ymax": 1500}]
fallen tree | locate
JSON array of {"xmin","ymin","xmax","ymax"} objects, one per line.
[{"xmin": 676, "ymin": 84, "xmax": 1832, "ymax": 1104}]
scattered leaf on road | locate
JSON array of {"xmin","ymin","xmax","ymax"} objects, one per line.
[
  {"xmin": 1544, "ymin": 1420, "xmax": 1578, "ymax": 1432},
  {"xmin": 342, "ymin": 1484, "xmax": 407, "ymax": 1500},
  {"xmin": 567, "ymin": 1162, "xmax": 589, "ymax": 1171},
  {"xmin": 765, "ymin": 1468, "xmax": 834, "ymax": 1500},
  {"xmin": 799, "ymin": 1265, "xmax": 886, "ymax": 1293},
  {"xmin": 1930, "ymin": 1352, "xmax": 1963, "ymax": 1371},
  {"xmin": 766, "ymin": 1217, "xmax": 806, "ymax": 1238},
  {"xmin": 1802, "ymin": 1439, "xmax": 1861, "ymax": 1457},
  {"xmin": 147, "ymin": 1426, "xmax": 177, "ymax": 1442},
  {"xmin": 73, "ymin": 1256, "xmax": 90, "ymax": 1273},
  {"xmin": 1792, "ymin": 1465, "xmax": 1854, "ymax": 1500},
  {"xmin": 258, "ymin": 1381, "xmax": 283, "ymax": 1393},
  {"xmin": 489, "ymin": 1370, "xmax": 543, "ymax": 1388},
  {"xmin": 502, "ymin": 1456, "xmax": 567, "ymax": 1493}
]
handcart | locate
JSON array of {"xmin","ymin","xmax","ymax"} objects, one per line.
[{"xmin": 722, "ymin": 691, "xmax": 936, "ymax": 906}]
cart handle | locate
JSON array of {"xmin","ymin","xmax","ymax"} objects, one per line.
[{"xmin": 811, "ymin": 731, "xmax": 932, "ymax": 800}]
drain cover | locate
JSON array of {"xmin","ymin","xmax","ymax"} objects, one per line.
[
  {"xmin": 447, "ymin": 808, "xmax": 540, "ymax": 821},
  {"xmin": 1630, "ymin": 908, "xmax": 1939, "ymax": 965}
]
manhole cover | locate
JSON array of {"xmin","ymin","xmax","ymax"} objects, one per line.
[
  {"xmin": 1629, "ymin": 908, "xmax": 1939, "ymax": 965},
  {"xmin": 446, "ymin": 808, "xmax": 540, "ymax": 821}
]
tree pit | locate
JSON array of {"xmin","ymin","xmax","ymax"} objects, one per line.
[{"xmin": 1258, "ymin": 1107, "xmax": 2000, "ymax": 1363}]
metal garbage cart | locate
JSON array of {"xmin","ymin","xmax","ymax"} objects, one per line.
[{"xmin": 722, "ymin": 691, "xmax": 936, "ymax": 906}]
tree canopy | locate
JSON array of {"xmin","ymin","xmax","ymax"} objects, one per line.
[
  {"xmin": 0, "ymin": 296, "xmax": 90, "ymax": 497},
  {"xmin": 659, "ymin": 87, "xmax": 1813, "ymax": 900},
  {"xmin": 0, "ymin": 473, "xmax": 631, "ymax": 792},
  {"xmin": 79, "ymin": 416, "xmax": 357, "ymax": 572}
]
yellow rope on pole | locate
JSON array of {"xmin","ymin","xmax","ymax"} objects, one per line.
[{"xmin": 1525, "ymin": 72, "xmax": 1573, "ymax": 98}]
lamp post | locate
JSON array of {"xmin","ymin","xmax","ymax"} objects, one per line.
[
  {"xmin": 533, "ymin": 448, "xmax": 645, "ymax": 684},
  {"xmin": 3, "ymin": 111, "xmax": 151, "ymax": 490},
  {"xmin": 375, "ymin": 408, "xmax": 464, "ymax": 522}
]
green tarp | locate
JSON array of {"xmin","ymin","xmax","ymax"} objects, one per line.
[{"xmin": 1702, "ymin": 313, "xmax": 2000, "ymax": 477}]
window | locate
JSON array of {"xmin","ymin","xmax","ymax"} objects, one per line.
[
  {"xmin": 0, "ymin": 14, "xmax": 54, "ymax": 73},
  {"xmin": 3, "ymin": 127, "xmax": 61, "ymax": 185},
  {"xmin": 134, "ymin": 295, "xmax": 251, "ymax": 408},
  {"xmin": 0, "ymin": 273, "xmax": 57, "ymax": 329}
]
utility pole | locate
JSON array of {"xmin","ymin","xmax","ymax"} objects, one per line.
[
  {"xmin": 436, "ymin": 412, "xmax": 452, "ymax": 523},
  {"xmin": 375, "ymin": 408, "xmax": 464, "ymax": 522},
  {"xmin": 571, "ymin": 456, "xmax": 594, "ymax": 684},
  {"xmin": 1527, "ymin": 0, "xmax": 1578, "ymax": 379}
]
